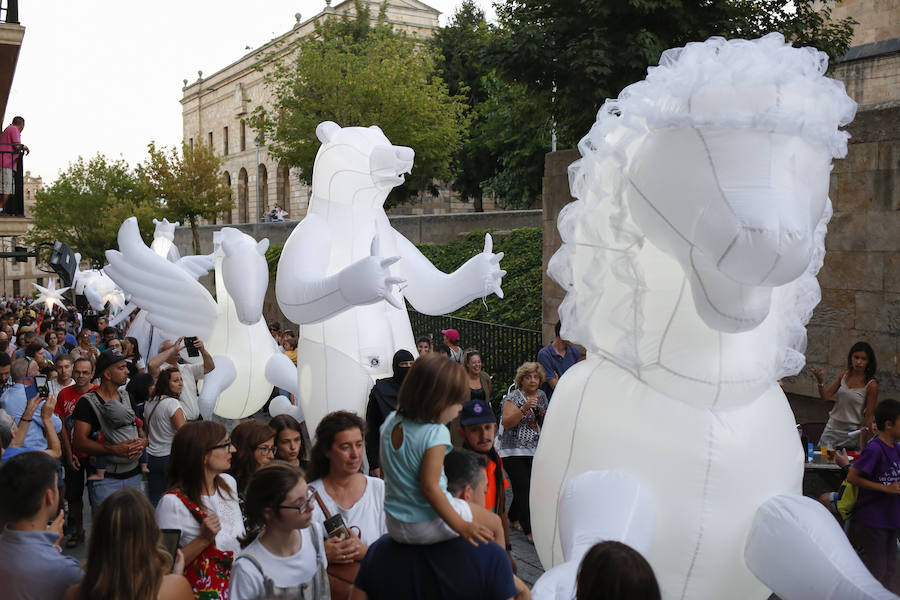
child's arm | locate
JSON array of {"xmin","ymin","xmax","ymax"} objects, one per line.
[
  {"xmin": 421, "ymin": 445, "xmax": 493, "ymax": 546},
  {"xmin": 847, "ymin": 467, "xmax": 900, "ymax": 494}
]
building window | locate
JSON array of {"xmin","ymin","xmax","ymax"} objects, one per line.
[
  {"xmin": 189, "ymin": 138, "xmax": 194, "ymax": 151},
  {"xmin": 241, "ymin": 121, "xmax": 246, "ymax": 152},
  {"xmin": 223, "ymin": 127, "xmax": 229, "ymax": 156},
  {"xmin": 209, "ymin": 132, "xmax": 213, "ymax": 147}
]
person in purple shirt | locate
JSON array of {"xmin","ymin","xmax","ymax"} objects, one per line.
[
  {"xmin": 536, "ymin": 320, "xmax": 581, "ymax": 399},
  {"xmin": 847, "ymin": 398, "xmax": 900, "ymax": 587},
  {"xmin": 0, "ymin": 451, "xmax": 82, "ymax": 599},
  {"xmin": 0, "ymin": 116, "xmax": 29, "ymax": 215}
]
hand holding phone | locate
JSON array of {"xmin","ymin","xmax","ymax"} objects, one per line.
[
  {"xmin": 183, "ymin": 336, "xmax": 200, "ymax": 358},
  {"xmin": 160, "ymin": 529, "xmax": 181, "ymax": 570},
  {"xmin": 34, "ymin": 374, "xmax": 49, "ymax": 397}
]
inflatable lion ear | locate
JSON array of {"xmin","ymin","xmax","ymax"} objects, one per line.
[{"xmin": 316, "ymin": 121, "xmax": 341, "ymax": 143}]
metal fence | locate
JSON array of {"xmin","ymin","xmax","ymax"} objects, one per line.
[
  {"xmin": 0, "ymin": 150, "xmax": 23, "ymax": 216},
  {"xmin": 408, "ymin": 310, "xmax": 543, "ymax": 411}
]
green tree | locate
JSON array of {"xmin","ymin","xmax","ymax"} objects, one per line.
[
  {"xmin": 429, "ymin": 1, "xmax": 497, "ymax": 211},
  {"xmin": 139, "ymin": 141, "xmax": 233, "ymax": 255},
  {"xmin": 26, "ymin": 155, "xmax": 159, "ymax": 266},
  {"xmin": 491, "ymin": 0, "xmax": 856, "ymax": 149},
  {"xmin": 250, "ymin": 1, "xmax": 469, "ymax": 207}
]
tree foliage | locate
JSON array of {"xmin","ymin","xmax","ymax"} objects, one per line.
[
  {"xmin": 26, "ymin": 155, "xmax": 159, "ymax": 267},
  {"xmin": 139, "ymin": 141, "xmax": 233, "ymax": 255},
  {"xmin": 250, "ymin": 1, "xmax": 469, "ymax": 207},
  {"xmin": 490, "ymin": 0, "xmax": 856, "ymax": 149}
]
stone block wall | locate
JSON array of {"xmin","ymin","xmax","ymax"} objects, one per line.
[
  {"xmin": 540, "ymin": 150, "xmax": 580, "ymax": 344},
  {"xmin": 794, "ymin": 102, "xmax": 900, "ymax": 399}
]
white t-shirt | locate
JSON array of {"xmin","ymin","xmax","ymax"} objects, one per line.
[
  {"xmin": 229, "ymin": 524, "xmax": 325, "ymax": 600},
  {"xmin": 307, "ymin": 476, "xmax": 387, "ymax": 546},
  {"xmin": 144, "ymin": 395, "xmax": 182, "ymax": 457},
  {"xmin": 48, "ymin": 378, "xmax": 73, "ymax": 399},
  {"xmin": 161, "ymin": 362, "xmax": 204, "ymax": 421},
  {"xmin": 156, "ymin": 474, "xmax": 244, "ymax": 555}
]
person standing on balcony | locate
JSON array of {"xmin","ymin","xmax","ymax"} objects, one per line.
[{"xmin": 0, "ymin": 116, "xmax": 29, "ymax": 215}]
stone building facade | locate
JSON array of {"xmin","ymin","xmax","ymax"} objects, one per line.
[
  {"xmin": 541, "ymin": 0, "xmax": 900, "ymax": 399},
  {"xmin": 0, "ymin": 171, "xmax": 52, "ymax": 297},
  {"xmin": 180, "ymin": 0, "xmax": 441, "ymax": 225}
]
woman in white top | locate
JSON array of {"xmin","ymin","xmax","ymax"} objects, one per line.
[
  {"xmin": 230, "ymin": 462, "xmax": 329, "ymax": 600},
  {"xmin": 145, "ymin": 368, "xmax": 186, "ymax": 506},
  {"xmin": 812, "ymin": 341, "xmax": 879, "ymax": 450},
  {"xmin": 306, "ymin": 411, "xmax": 387, "ymax": 566},
  {"xmin": 157, "ymin": 421, "xmax": 245, "ymax": 597}
]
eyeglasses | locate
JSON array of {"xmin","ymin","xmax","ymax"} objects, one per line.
[
  {"xmin": 279, "ymin": 490, "xmax": 316, "ymax": 514},
  {"xmin": 209, "ymin": 439, "xmax": 234, "ymax": 451},
  {"xmin": 255, "ymin": 444, "xmax": 276, "ymax": 455}
]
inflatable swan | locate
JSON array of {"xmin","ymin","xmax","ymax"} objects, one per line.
[
  {"xmin": 275, "ymin": 121, "xmax": 505, "ymax": 433},
  {"xmin": 531, "ymin": 34, "xmax": 894, "ymax": 599},
  {"xmin": 105, "ymin": 217, "xmax": 297, "ymax": 419}
]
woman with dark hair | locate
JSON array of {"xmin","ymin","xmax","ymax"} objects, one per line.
[
  {"xmin": 229, "ymin": 420, "xmax": 276, "ymax": 496},
  {"xmin": 122, "ymin": 335, "xmax": 146, "ymax": 377},
  {"xmin": 156, "ymin": 421, "xmax": 244, "ymax": 598},
  {"xmin": 576, "ymin": 541, "xmax": 661, "ymax": 600},
  {"xmin": 364, "ymin": 349, "xmax": 414, "ymax": 477},
  {"xmin": 144, "ymin": 368, "xmax": 186, "ymax": 506},
  {"xmin": 44, "ymin": 330, "xmax": 64, "ymax": 361},
  {"xmin": 812, "ymin": 341, "xmax": 879, "ymax": 449},
  {"xmin": 271, "ymin": 414, "xmax": 308, "ymax": 470},
  {"xmin": 230, "ymin": 462, "xmax": 330, "ymax": 600},
  {"xmin": 307, "ymin": 410, "xmax": 386, "ymax": 568},
  {"xmin": 65, "ymin": 488, "xmax": 192, "ymax": 600}
]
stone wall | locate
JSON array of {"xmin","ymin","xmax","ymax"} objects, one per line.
[{"xmin": 540, "ymin": 150, "xmax": 579, "ymax": 344}]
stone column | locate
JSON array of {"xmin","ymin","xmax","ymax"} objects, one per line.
[{"xmin": 541, "ymin": 149, "xmax": 580, "ymax": 344}]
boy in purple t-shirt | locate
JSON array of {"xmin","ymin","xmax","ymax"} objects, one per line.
[{"xmin": 847, "ymin": 398, "xmax": 900, "ymax": 587}]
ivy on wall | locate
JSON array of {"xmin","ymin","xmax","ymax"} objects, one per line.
[{"xmin": 265, "ymin": 227, "xmax": 542, "ymax": 330}]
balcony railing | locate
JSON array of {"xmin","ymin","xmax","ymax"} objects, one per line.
[
  {"xmin": 0, "ymin": 150, "xmax": 24, "ymax": 216},
  {"xmin": 0, "ymin": 1, "xmax": 19, "ymax": 24}
]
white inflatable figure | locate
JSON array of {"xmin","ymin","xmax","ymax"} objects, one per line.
[
  {"xmin": 32, "ymin": 278, "xmax": 70, "ymax": 312},
  {"xmin": 532, "ymin": 34, "xmax": 893, "ymax": 600},
  {"xmin": 275, "ymin": 121, "xmax": 505, "ymax": 432},
  {"xmin": 117, "ymin": 218, "xmax": 217, "ymax": 358},
  {"xmin": 105, "ymin": 217, "xmax": 296, "ymax": 419},
  {"xmin": 149, "ymin": 218, "xmax": 181, "ymax": 262},
  {"xmin": 71, "ymin": 255, "xmax": 126, "ymax": 315}
]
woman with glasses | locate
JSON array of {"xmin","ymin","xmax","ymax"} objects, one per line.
[
  {"xmin": 229, "ymin": 420, "xmax": 277, "ymax": 497},
  {"xmin": 307, "ymin": 411, "xmax": 387, "ymax": 568},
  {"xmin": 229, "ymin": 462, "xmax": 329, "ymax": 599},
  {"xmin": 157, "ymin": 421, "xmax": 244, "ymax": 598}
]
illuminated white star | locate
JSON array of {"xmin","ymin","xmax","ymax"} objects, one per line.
[{"xmin": 32, "ymin": 278, "xmax": 70, "ymax": 312}]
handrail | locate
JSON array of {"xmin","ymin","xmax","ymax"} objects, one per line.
[
  {"xmin": 1, "ymin": 1, "xmax": 19, "ymax": 25},
  {"xmin": 0, "ymin": 149, "xmax": 25, "ymax": 216}
]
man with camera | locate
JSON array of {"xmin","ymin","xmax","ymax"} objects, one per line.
[
  {"xmin": 0, "ymin": 358, "xmax": 62, "ymax": 452},
  {"xmin": 148, "ymin": 337, "xmax": 215, "ymax": 422}
]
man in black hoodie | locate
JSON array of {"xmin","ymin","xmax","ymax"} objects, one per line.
[{"xmin": 364, "ymin": 349, "xmax": 414, "ymax": 477}]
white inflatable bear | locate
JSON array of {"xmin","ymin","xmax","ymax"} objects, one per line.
[
  {"xmin": 531, "ymin": 35, "xmax": 895, "ymax": 600},
  {"xmin": 275, "ymin": 122, "xmax": 505, "ymax": 433}
]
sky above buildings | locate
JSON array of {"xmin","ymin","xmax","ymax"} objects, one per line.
[{"xmin": 7, "ymin": 0, "xmax": 494, "ymax": 184}]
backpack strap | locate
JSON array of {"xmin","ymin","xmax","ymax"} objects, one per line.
[{"xmin": 235, "ymin": 553, "xmax": 276, "ymax": 596}]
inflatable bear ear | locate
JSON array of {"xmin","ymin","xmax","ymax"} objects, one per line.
[
  {"xmin": 316, "ymin": 121, "xmax": 340, "ymax": 144},
  {"xmin": 368, "ymin": 125, "xmax": 385, "ymax": 136}
]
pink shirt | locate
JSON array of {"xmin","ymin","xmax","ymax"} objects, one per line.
[{"xmin": 0, "ymin": 124, "xmax": 21, "ymax": 170}]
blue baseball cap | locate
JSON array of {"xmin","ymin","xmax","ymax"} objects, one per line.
[{"xmin": 460, "ymin": 398, "xmax": 495, "ymax": 426}]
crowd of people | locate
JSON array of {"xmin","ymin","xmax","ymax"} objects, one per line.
[{"xmin": 11, "ymin": 297, "xmax": 896, "ymax": 597}]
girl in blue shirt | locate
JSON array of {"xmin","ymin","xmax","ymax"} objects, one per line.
[{"xmin": 380, "ymin": 353, "xmax": 494, "ymax": 545}]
